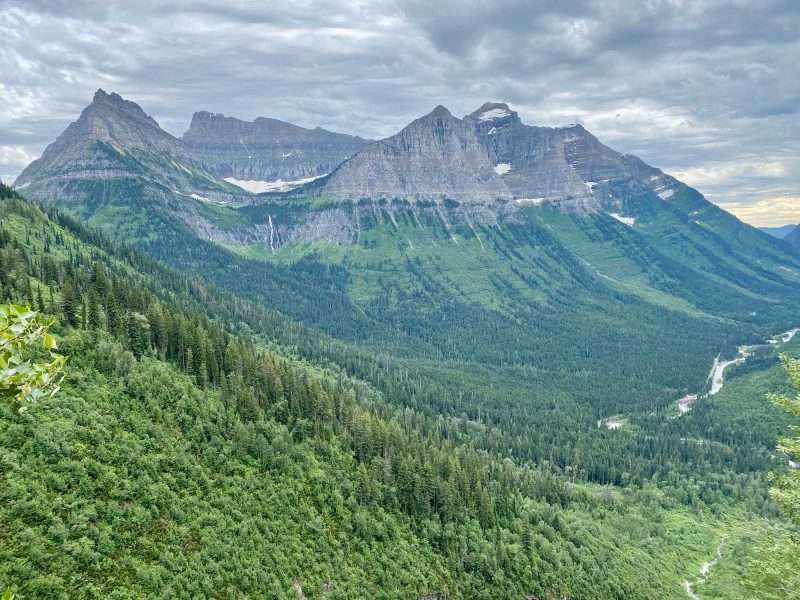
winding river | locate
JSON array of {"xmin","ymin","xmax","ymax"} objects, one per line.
[
  {"xmin": 595, "ymin": 327, "xmax": 798, "ymax": 595},
  {"xmin": 678, "ymin": 328, "xmax": 797, "ymax": 597},
  {"xmin": 676, "ymin": 326, "xmax": 799, "ymax": 415}
]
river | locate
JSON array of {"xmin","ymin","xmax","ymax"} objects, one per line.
[
  {"xmin": 676, "ymin": 326, "xmax": 799, "ymax": 415},
  {"xmin": 678, "ymin": 327, "xmax": 798, "ymax": 597}
]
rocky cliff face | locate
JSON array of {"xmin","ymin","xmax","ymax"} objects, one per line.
[
  {"xmin": 316, "ymin": 105, "xmax": 513, "ymax": 202},
  {"xmin": 14, "ymin": 89, "xmax": 248, "ymax": 205},
  {"xmin": 466, "ymin": 103, "xmax": 591, "ymax": 208},
  {"xmin": 465, "ymin": 102, "xmax": 680, "ymax": 213},
  {"xmin": 182, "ymin": 111, "xmax": 370, "ymax": 183},
  {"xmin": 15, "ymin": 90, "xmax": 707, "ymax": 250}
]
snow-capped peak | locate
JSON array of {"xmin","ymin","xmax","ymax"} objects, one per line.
[{"xmin": 479, "ymin": 108, "xmax": 512, "ymax": 121}]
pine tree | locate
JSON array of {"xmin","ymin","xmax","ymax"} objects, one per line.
[
  {"xmin": 22, "ymin": 276, "xmax": 33, "ymax": 306},
  {"xmin": 59, "ymin": 281, "xmax": 80, "ymax": 327},
  {"xmin": 87, "ymin": 291, "xmax": 102, "ymax": 330},
  {"xmin": 36, "ymin": 285, "xmax": 45, "ymax": 313}
]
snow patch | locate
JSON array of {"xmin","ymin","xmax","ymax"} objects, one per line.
[
  {"xmin": 488, "ymin": 127, "xmax": 497, "ymax": 135},
  {"xmin": 224, "ymin": 174, "xmax": 328, "ymax": 194},
  {"xmin": 515, "ymin": 198, "xmax": 547, "ymax": 206},
  {"xmin": 172, "ymin": 190, "xmax": 225, "ymax": 205},
  {"xmin": 494, "ymin": 163, "xmax": 511, "ymax": 175},
  {"xmin": 478, "ymin": 108, "xmax": 511, "ymax": 121},
  {"xmin": 584, "ymin": 181, "xmax": 597, "ymax": 189},
  {"xmin": 657, "ymin": 188, "xmax": 675, "ymax": 199},
  {"xmin": 14, "ymin": 182, "xmax": 31, "ymax": 190},
  {"xmin": 608, "ymin": 212, "xmax": 635, "ymax": 226}
]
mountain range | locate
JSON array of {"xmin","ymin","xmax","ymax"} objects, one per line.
[
  {"xmin": 17, "ymin": 90, "xmax": 683, "ymax": 213},
  {"xmin": 15, "ymin": 90, "xmax": 797, "ymax": 258},
  {"xmin": 760, "ymin": 224, "xmax": 798, "ymax": 239},
  {"xmin": 5, "ymin": 89, "xmax": 800, "ymax": 599},
  {"xmin": 13, "ymin": 88, "xmax": 800, "ymax": 411}
]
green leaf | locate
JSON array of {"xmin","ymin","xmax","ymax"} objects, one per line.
[{"xmin": 43, "ymin": 333, "xmax": 57, "ymax": 349}]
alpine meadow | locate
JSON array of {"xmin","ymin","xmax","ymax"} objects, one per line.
[{"xmin": 2, "ymin": 2, "xmax": 800, "ymax": 599}]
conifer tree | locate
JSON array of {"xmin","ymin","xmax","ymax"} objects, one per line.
[{"xmin": 59, "ymin": 281, "xmax": 80, "ymax": 327}]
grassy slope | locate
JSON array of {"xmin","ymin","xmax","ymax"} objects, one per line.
[
  {"xmin": 231, "ymin": 198, "xmax": 800, "ymax": 326},
  {"xmin": 0, "ymin": 197, "xmax": 793, "ymax": 598}
]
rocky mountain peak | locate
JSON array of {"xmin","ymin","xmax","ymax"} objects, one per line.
[
  {"xmin": 87, "ymin": 88, "xmax": 161, "ymax": 130},
  {"xmin": 427, "ymin": 105, "xmax": 452, "ymax": 117},
  {"xmin": 407, "ymin": 105, "xmax": 457, "ymax": 131},
  {"xmin": 13, "ymin": 89, "xmax": 217, "ymax": 199},
  {"xmin": 188, "ymin": 110, "xmax": 224, "ymax": 124},
  {"xmin": 93, "ymin": 88, "xmax": 123, "ymax": 103},
  {"xmin": 315, "ymin": 105, "xmax": 512, "ymax": 202},
  {"xmin": 466, "ymin": 102, "xmax": 520, "ymax": 125}
]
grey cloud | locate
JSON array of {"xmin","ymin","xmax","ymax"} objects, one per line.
[{"xmin": 0, "ymin": 0, "xmax": 798, "ymax": 225}]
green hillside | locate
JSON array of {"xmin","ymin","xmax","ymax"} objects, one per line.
[
  {"xmin": 2, "ymin": 179, "xmax": 800, "ymax": 599},
  {"xmin": 26, "ymin": 180, "xmax": 800, "ymax": 499}
]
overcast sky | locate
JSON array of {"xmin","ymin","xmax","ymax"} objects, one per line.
[{"xmin": 1, "ymin": 0, "xmax": 798, "ymax": 225}]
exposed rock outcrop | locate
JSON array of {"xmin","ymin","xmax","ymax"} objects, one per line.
[
  {"xmin": 465, "ymin": 102, "xmax": 680, "ymax": 213},
  {"xmin": 14, "ymin": 89, "xmax": 249, "ymax": 205},
  {"xmin": 182, "ymin": 111, "xmax": 370, "ymax": 181},
  {"xmin": 316, "ymin": 106, "xmax": 513, "ymax": 203}
]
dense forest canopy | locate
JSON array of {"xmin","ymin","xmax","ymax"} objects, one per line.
[{"xmin": 0, "ymin": 185, "xmax": 798, "ymax": 598}]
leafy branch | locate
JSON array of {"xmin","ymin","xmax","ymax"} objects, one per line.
[{"xmin": 0, "ymin": 304, "xmax": 66, "ymax": 412}]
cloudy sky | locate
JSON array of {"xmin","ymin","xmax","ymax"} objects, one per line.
[{"xmin": 1, "ymin": 0, "xmax": 798, "ymax": 225}]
